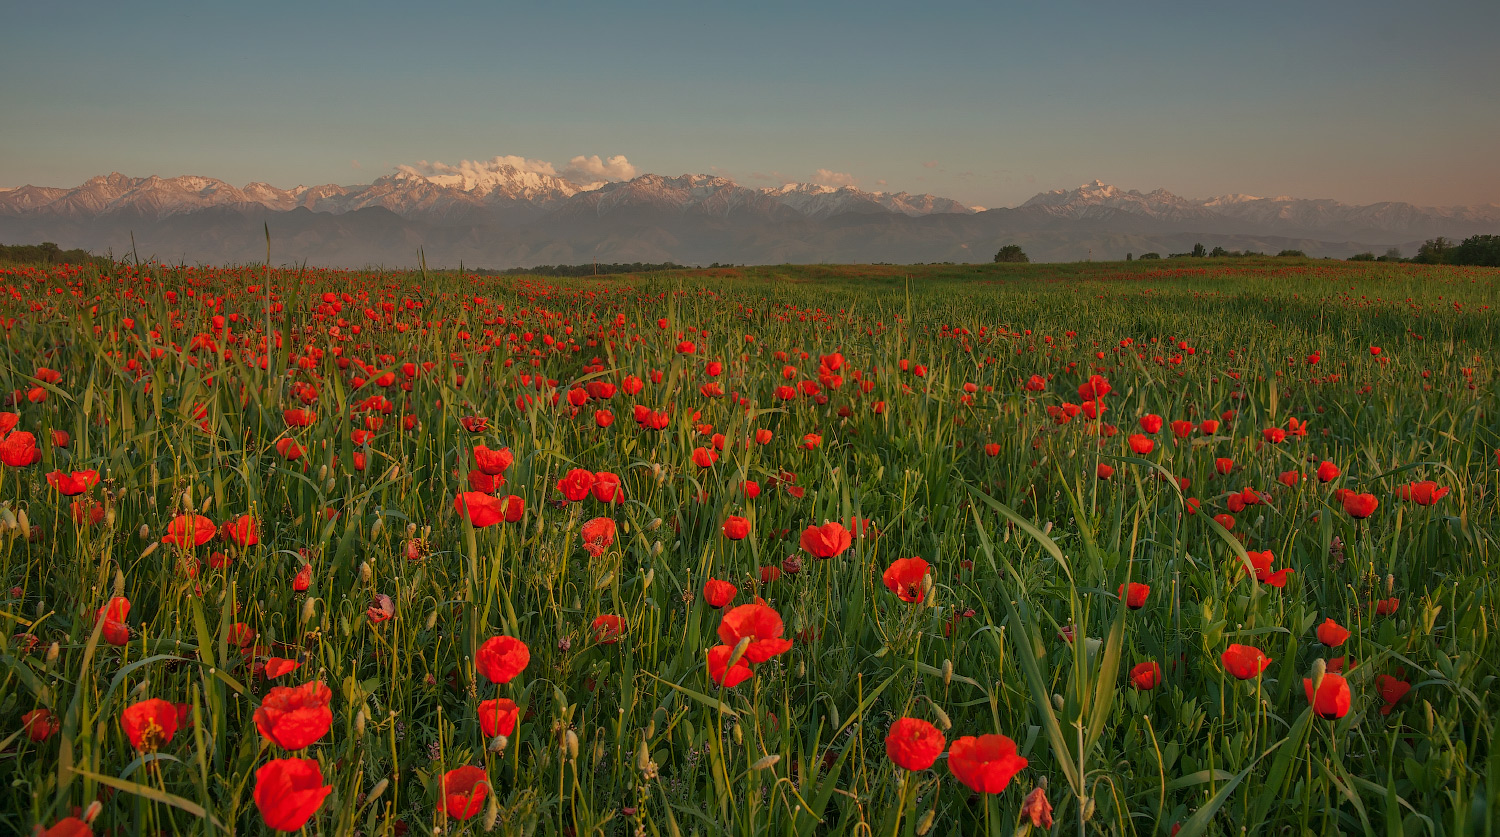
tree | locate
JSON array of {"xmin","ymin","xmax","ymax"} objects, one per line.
[
  {"xmin": 993, "ymin": 245, "xmax": 1029, "ymax": 263},
  {"xmin": 1377, "ymin": 247, "xmax": 1403, "ymax": 262},
  {"xmin": 1125, "ymin": 253, "xmax": 1133, "ymax": 261},
  {"xmin": 1209, "ymin": 246, "xmax": 1229, "ymax": 257},
  {"xmin": 1191, "ymin": 243, "xmax": 1207, "ymax": 258},
  {"xmin": 1450, "ymin": 235, "xmax": 1500, "ymax": 266},
  {"xmin": 1413, "ymin": 237, "xmax": 1452, "ymax": 264},
  {"xmin": 1348, "ymin": 252, "xmax": 1376, "ymax": 261},
  {"xmin": 1138, "ymin": 252, "xmax": 1161, "ymax": 260},
  {"xmin": 1277, "ymin": 249, "xmax": 1306, "ymax": 258}
]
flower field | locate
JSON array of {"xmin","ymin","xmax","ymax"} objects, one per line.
[{"xmin": 1, "ymin": 257, "xmax": 1498, "ymax": 835}]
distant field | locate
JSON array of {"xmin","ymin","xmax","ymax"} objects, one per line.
[{"xmin": 1, "ymin": 257, "xmax": 1497, "ymax": 835}]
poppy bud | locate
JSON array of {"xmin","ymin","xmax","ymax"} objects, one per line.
[
  {"xmin": 46, "ymin": 642, "xmax": 59, "ymax": 663},
  {"xmin": 916, "ymin": 809, "xmax": 936, "ymax": 836},
  {"xmin": 488, "ymin": 734, "xmax": 509, "ymax": 753},
  {"xmin": 750, "ymin": 754, "xmax": 780, "ymax": 771},
  {"xmin": 17, "ymin": 510, "xmax": 29, "ymax": 539},
  {"xmin": 637, "ymin": 740, "xmax": 651, "ymax": 771},
  {"xmin": 301, "ymin": 597, "xmax": 317, "ymax": 624},
  {"xmin": 354, "ymin": 707, "xmax": 367, "ymax": 737},
  {"xmin": 366, "ymin": 778, "xmax": 389, "ymax": 804},
  {"xmin": 942, "ymin": 659, "xmax": 953, "ymax": 686},
  {"xmin": 564, "ymin": 729, "xmax": 579, "ymax": 760}
]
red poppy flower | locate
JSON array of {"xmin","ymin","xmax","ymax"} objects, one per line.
[
  {"xmin": 716, "ymin": 603, "xmax": 793, "ymax": 663},
  {"xmin": 947, "ymin": 734, "xmax": 1028, "ymax": 794},
  {"xmin": 1096, "ymin": 463, "xmax": 1114, "ymax": 479},
  {"xmin": 162, "ymin": 514, "xmax": 217, "ymax": 547},
  {"xmin": 293, "ymin": 564, "xmax": 312, "ymax": 591},
  {"xmin": 591, "ymin": 614, "xmax": 626, "ymax": 644},
  {"xmin": 692, "ymin": 446, "xmax": 718, "ymax": 467},
  {"xmin": 1278, "ymin": 470, "xmax": 1301, "ymax": 487},
  {"xmin": 1396, "ymin": 480, "xmax": 1449, "ymax": 505},
  {"xmin": 1341, "ymin": 492, "xmax": 1378, "ymax": 519},
  {"xmin": 121, "ymin": 698, "xmax": 179, "ymax": 751},
  {"xmin": 799, "ymin": 521, "xmax": 852, "ymax": 559},
  {"xmin": 0, "ymin": 430, "xmax": 39, "ymax": 467},
  {"xmin": 46, "ymin": 469, "xmax": 99, "ymax": 496},
  {"xmin": 881, "ymin": 557, "xmax": 930, "ymax": 603},
  {"xmin": 224, "ymin": 514, "xmax": 259, "ymax": 547},
  {"xmin": 1316, "ymin": 461, "xmax": 1341, "ymax": 483},
  {"xmin": 1127, "ymin": 434, "xmax": 1154, "ymax": 455},
  {"xmin": 455, "ymin": 492, "xmax": 504, "ymax": 527},
  {"xmin": 472, "ymin": 444, "xmax": 515, "ymax": 475},
  {"xmin": 468, "ymin": 470, "xmax": 501, "ymax": 493},
  {"xmin": 254, "ymin": 681, "xmax": 333, "ymax": 750},
  {"xmin": 1199, "ymin": 419, "xmax": 1220, "ymax": 434},
  {"xmin": 754, "ymin": 428, "xmax": 774, "ymax": 445},
  {"xmin": 38, "ymin": 818, "xmax": 91, "ymax": 837},
  {"xmin": 23, "ymin": 708, "xmax": 60, "ymax": 741},
  {"xmin": 475, "ymin": 636, "xmax": 530, "ymax": 684},
  {"xmin": 886, "ymin": 717, "xmax": 946, "ymax": 771},
  {"xmin": 1139, "ymin": 414, "xmax": 1163, "ymax": 434},
  {"xmin": 95, "ymin": 596, "xmax": 130, "ymax": 646},
  {"xmin": 254, "ymin": 757, "xmax": 332, "ymax": 832},
  {"xmin": 1304, "ymin": 672, "xmax": 1352, "ymax": 719},
  {"xmin": 592, "ymin": 471, "xmax": 622, "ymax": 503},
  {"xmin": 1245, "ymin": 550, "xmax": 1293, "ymax": 587},
  {"xmin": 706, "ymin": 644, "xmax": 754, "ymax": 687},
  {"xmin": 275, "ymin": 438, "xmax": 305, "ymax": 460},
  {"xmin": 557, "ymin": 468, "xmax": 595, "ymax": 502},
  {"xmin": 264, "ymin": 657, "xmax": 301, "ymax": 679},
  {"xmin": 1316, "ymin": 618, "xmax": 1351, "ymax": 647},
  {"xmin": 1221, "ymin": 644, "xmax": 1272, "ymax": 680},
  {"xmin": 721, "ymin": 515, "xmax": 751, "ymax": 540},
  {"xmin": 478, "ymin": 698, "xmax": 520, "ymax": 738},
  {"xmin": 1117, "ymin": 582, "xmax": 1149, "ymax": 609},
  {"xmin": 459, "ymin": 416, "xmax": 489, "ymax": 433},
  {"xmin": 283, "ymin": 408, "xmax": 316, "ymax": 427},
  {"xmin": 1375, "ymin": 675, "xmax": 1410, "ymax": 716},
  {"xmin": 703, "ymin": 578, "xmax": 737, "ymax": 608},
  {"xmin": 1130, "ymin": 661, "xmax": 1162, "ymax": 690},
  {"xmin": 1170, "ymin": 419, "xmax": 1194, "ymax": 438},
  {"xmin": 442, "ymin": 766, "xmax": 490, "ymax": 820}
]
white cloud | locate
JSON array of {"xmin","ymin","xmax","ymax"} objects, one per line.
[
  {"xmin": 559, "ymin": 154, "xmax": 637, "ymax": 185},
  {"xmin": 811, "ymin": 168, "xmax": 858, "ymax": 188}
]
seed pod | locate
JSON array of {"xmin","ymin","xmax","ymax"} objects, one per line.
[
  {"xmin": 366, "ymin": 778, "xmax": 389, "ymax": 805},
  {"xmin": 483, "ymin": 792, "xmax": 500, "ymax": 830},
  {"xmin": 941, "ymin": 659, "xmax": 953, "ymax": 686},
  {"xmin": 425, "ymin": 609, "xmax": 438, "ymax": 630},
  {"xmin": 354, "ymin": 707, "xmax": 367, "ymax": 737},
  {"xmin": 1052, "ymin": 693, "xmax": 1064, "ymax": 711},
  {"xmin": 140, "ymin": 542, "xmax": 158, "ymax": 559},
  {"xmin": 750, "ymin": 754, "xmax": 780, "ymax": 771},
  {"xmin": 113, "ymin": 570, "xmax": 125, "ymax": 596}
]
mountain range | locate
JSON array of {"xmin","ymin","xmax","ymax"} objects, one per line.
[{"xmin": 3, "ymin": 168, "xmax": 1497, "ymax": 267}]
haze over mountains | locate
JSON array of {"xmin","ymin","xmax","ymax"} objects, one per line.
[{"xmin": 3, "ymin": 165, "xmax": 1497, "ymax": 268}]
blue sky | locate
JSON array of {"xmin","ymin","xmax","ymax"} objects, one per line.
[{"xmin": 4, "ymin": 0, "xmax": 1497, "ymax": 207}]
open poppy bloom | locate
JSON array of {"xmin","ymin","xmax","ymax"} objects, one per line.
[
  {"xmin": 472, "ymin": 444, "xmax": 513, "ymax": 475},
  {"xmin": 0, "ymin": 430, "xmax": 39, "ymax": 466},
  {"xmin": 1304, "ymin": 672, "xmax": 1352, "ymax": 719},
  {"xmin": 223, "ymin": 514, "xmax": 259, "ymax": 546},
  {"xmin": 799, "ymin": 521, "xmax": 852, "ymax": 559},
  {"xmin": 476, "ymin": 635, "xmax": 530, "ymax": 684},
  {"xmin": 1396, "ymin": 480, "xmax": 1449, "ymax": 505},
  {"xmin": 1316, "ymin": 461, "xmax": 1341, "ymax": 482},
  {"xmin": 264, "ymin": 657, "xmax": 301, "ymax": 679},
  {"xmin": 882, "ymin": 557, "xmax": 930, "ymax": 603},
  {"xmin": 1375, "ymin": 674, "xmax": 1411, "ymax": 716},
  {"xmin": 96, "ymin": 596, "xmax": 131, "ymax": 646},
  {"xmin": 1130, "ymin": 661, "xmax": 1162, "ymax": 690},
  {"xmin": 721, "ymin": 515, "xmax": 750, "ymax": 540},
  {"xmin": 1127, "ymin": 434, "xmax": 1154, "ymax": 455},
  {"xmin": 716, "ymin": 603, "xmax": 793, "ymax": 663},
  {"xmin": 443, "ymin": 765, "xmax": 490, "ymax": 820},
  {"xmin": 703, "ymin": 578, "xmax": 737, "ymax": 608},
  {"xmin": 947, "ymin": 734, "xmax": 1028, "ymax": 794},
  {"xmin": 162, "ymin": 514, "xmax": 217, "ymax": 547},
  {"xmin": 886, "ymin": 717, "xmax": 946, "ymax": 771},
  {"xmin": 1118, "ymin": 582, "xmax": 1150, "ymax": 609},
  {"xmin": 254, "ymin": 757, "xmax": 332, "ymax": 832},
  {"xmin": 556, "ymin": 468, "xmax": 595, "ymax": 502},
  {"xmin": 592, "ymin": 471, "xmax": 622, "ymax": 503},
  {"xmin": 1341, "ymin": 492, "xmax": 1378, "ymax": 519},
  {"xmin": 1245, "ymin": 550, "xmax": 1294, "ymax": 587},
  {"xmin": 591, "ymin": 614, "xmax": 626, "ymax": 644},
  {"xmin": 706, "ymin": 644, "xmax": 755, "ymax": 687},
  {"xmin": 254, "ymin": 682, "xmax": 333, "ymax": 750},
  {"xmin": 580, "ymin": 517, "xmax": 616, "ymax": 557},
  {"xmin": 46, "ymin": 469, "xmax": 99, "ymax": 496},
  {"xmin": 121, "ymin": 698, "xmax": 178, "ymax": 751},
  {"xmin": 1316, "ymin": 618, "xmax": 1351, "ymax": 647},
  {"xmin": 455, "ymin": 492, "xmax": 505, "ymax": 527},
  {"xmin": 1221, "ymin": 644, "xmax": 1272, "ymax": 679}
]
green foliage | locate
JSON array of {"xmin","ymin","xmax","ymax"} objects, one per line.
[
  {"xmin": 992, "ymin": 244, "xmax": 1029, "ymax": 263},
  {"xmin": 0, "ymin": 241, "xmax": 111, "ymax": 268}
]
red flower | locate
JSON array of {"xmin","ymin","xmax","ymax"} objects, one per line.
[
  {"xmin": 1199, "ymin": 419, "xmax": 1220, "ymax": 435},
  {"xmin": 275, "ymin": 438, "xmax": 305, "ymax": 461},
  {"xmin": 799, "ymin": 521, "xmax": 852, "ymax": 559},
  {"xmin": 1130, "ymin": 661, "xmax": 1162, "ymax": 690},
  {"xmin": 1316, "ymin": 461, "xmax": 1341, "ymax": 483},
  {"xmin": 1221, "ymin": 644, "xmax": 1272, "ymax": 680},
  {"xmin": 1139, "ymin": 414, "xmax": 1163, "ymax": 434},
  {"xmin": 1170, "ymin": 419, "xmax": 1194, "ymax": 438},
  {"xmin": 0, "ymin": 430, "xmax": 39, "ymax": 466},
  {"xmin": 886, "ymin": 717, "xmax": 946, "ymax": 771},
  {"xmin": 716, "ymin": 603, "xmax": 793, "ymax": 663},
  {"xmin": 591, "ymin": 614, "xmax": 626, "ymax": 644},
  {"xmin": 264, "ymin": 657, "xmax": 301, "ymax": 679},
  {"xmin": 293, "ymin": 564, "xmax": 312, "ymax": 592},
  {"xmin": 1096, "ymin": 463, "xmax": 1114, "ymax": 479},
  {"xmin": 476, "ymin": 636, "xmax": 530, "ymax": 684},
  {"xmin": 947, "ymin": 734, "xmax": 1028, "ymax": 794},
  {"xmin": 1117, "ymin": 582, "xmax": 1149, "ymax": 609},
  {"xmin": 703, "ymin": 578, "xmax": 738, "ymax": 608},
  {"xmin": 22, "ymin": 707, "xmax": 60, "ymax": 741},
  {"xmin": 721, "ymin": 515, "xmax": 751, "ymax": 540},
  {"xmin": 1127, "ymin": 434, "xmax": 1154, "ymax": 455},
  {"xmin": 557, "ymin": 468, "xmax": 595, "ymax": 502},
  {"xmin": 592, "ymin": 471, "xmax": 622, "ymax": 503},
  {"xmin": 881, "ymin": 557, "xmax": 930, "ymax": 603},
  {"xmin": 1316, "ymin": 618, "xmax": 1351, "ymax": 647},
  {"xmin": 1214, "ymin": 458, "xmax": 1234, "ymax": 475},
  {"xmin": 1245, "ymin": 550, "xmax": 1294, "ymax": 587},
  {"xmin": 254, "ymin": 757, "xmax": 332, "ymax": 832},
  {"xmin": 162, "ymin": 514, "xmax": 217, "ymax": 547},
  {"xmin": 1396, "ymin": 480, "xmax": 1449, "ymax": 505},
  {"xmin": 121, "ymin": 698, "xmax": 178, "ymax": 751},
  {"xmin": 1304, "ymin": 672, "xmax": 1352, "ymax": 719},
  {"xmin": 706, "ymin": 644, "xmax": 754, "ymax": 687},
  {"xmin": 478, "ymin": 698, "xmax": 520, "ymax": 738},
  {"xmin": 1341, "ymin": 492, "xmax": 1378, "ymax": 519},
  {"xmin": 800, "ymin": 433, "xmax": 823, "ymax": 449},
  {"xmin": 224, "ymin": 514, "xmax": 260, "ymax": 546},
  {"xmin": 443, "ymin": 766, "xmax": 490, "ymax": 820},
  {"xmin": 754, "ymin": 428, "xmax": 773, "ymax": 445},
  {"xmin": 1375, "ymin": 675, "xmax": 1411, "ymax": 716},
  {"xmin": 455, "ymin": 492, "xmax": 504, "ymax": 527},
  {"xmin": 580, "ymin": 517, "xmax": 616, "ymax": 557},
  {"xmin": 254, "ymin": 682, "xmax": 333, "ymax": 750},
  {"xmin": 39, "ymin": 818, "xmax": 91, "ymax": 837},
  {"xmin": 1278, "ymin": 470, "xmax": 1301, "ymax": 487},
  {"xmin": 472, "ymin": 444, "xmax": 514, "ymax": 476},
  {"xmin": 95, "ymin": 596, "xmax": 130, "ymax": 646},
  {"xmin": 459, "ymin": 416, "xmax": 489, "ymax": 433},
  {"xmin": 46, "ymin": 469, "xmax": 99, "ymax": 496}
]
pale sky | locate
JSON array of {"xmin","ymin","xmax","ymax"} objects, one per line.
[{"xmin": 3, "ymin": 0, "xmax": 1497, "ymax": 208}]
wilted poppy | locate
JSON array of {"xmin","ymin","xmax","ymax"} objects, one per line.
[
  {"xmin": 254, "ymin": 757, "xmax": 332, "ymax": 832},
  {"xmin": 121, "ymin": 698, "xmax": 178, "ymax": 751},
  {"xmin": 947, "ymin": 734, "xmax": 1027, "ymax": 794},
  {"xmin": 580, "ymin": 517, "xmax": 616, "ymax": 557},
  {"xmin": 442, "ymin": 765, "xmax": 490, "ymax": 820},
  {"xmin": 886, "ymin": 717, "xmax": 946, "ymax": 771},
  {"xmin": 254, "ymin": 682, "xmax": 333, "ymax": 750},
  {"xmin": 476, "ymin": 635, "xmax": 530, "ymax": 684}
]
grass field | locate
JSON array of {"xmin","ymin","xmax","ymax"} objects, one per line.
[{"xmin": 1, "ymin": 256, "xmax": 1497, "ymax": 836}]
